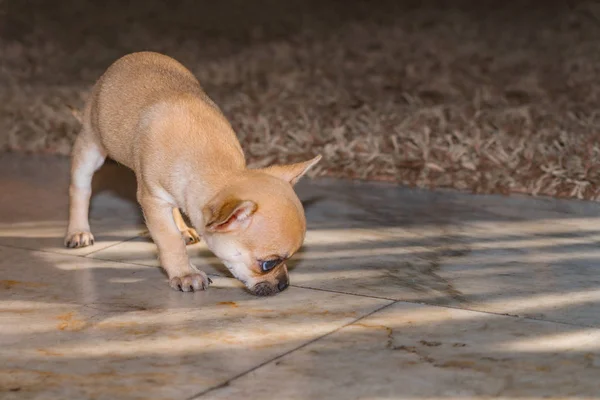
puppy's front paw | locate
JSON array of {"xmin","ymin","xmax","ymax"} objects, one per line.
[
  {"xmin": 169, "ymin": 272, "xmax": 212, "ymax": 292},
  {"xmin": 181, "ymin": 228, "xmax": 201, "ymax": 245},
  {"xmin": 64, "ymin": 231, "xmax": 95, "ymax": 248}
]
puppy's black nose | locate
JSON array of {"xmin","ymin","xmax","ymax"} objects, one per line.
[{"xmin": 277, "ymin": 280, "xmax": 289, "ymax": 292}]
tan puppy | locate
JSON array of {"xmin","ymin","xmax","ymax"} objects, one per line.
[{"xmin": 64, "ymin": 51, "xmax": 321, "ymax": 296}]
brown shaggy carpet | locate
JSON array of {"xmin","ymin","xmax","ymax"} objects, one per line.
[{"xmin": 2, "ymin": 0, "xmax": 600, "ymax": 200}]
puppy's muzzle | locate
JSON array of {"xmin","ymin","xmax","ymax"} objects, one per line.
[{"xmin": 250, "ymin": 266, "xmax": 289, "ymax": 296}]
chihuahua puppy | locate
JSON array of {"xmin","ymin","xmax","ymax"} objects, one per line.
[{"xmin": 64, "ymin": 51, "xmax": 321, "ymax": 296}]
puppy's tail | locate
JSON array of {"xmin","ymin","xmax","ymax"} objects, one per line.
[{"xmin": 67, "ymin": 104, "xmax": 83, "ymax": 123}]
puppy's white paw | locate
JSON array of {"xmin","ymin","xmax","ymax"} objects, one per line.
[
  {"xmin": 64, "ymin": 231, "xmax": 95, "ymax": 248},
  {"xmin": 181, "ymin": 228, "xmax": 201, "ymax": 245},
  {"xmin": 169, "ymin": 272, "xmax": 212, "ymax": 292}
]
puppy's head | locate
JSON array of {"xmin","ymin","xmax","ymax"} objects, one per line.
[{"xmin": 201, "ymin": 155, "xmax": 321, "ymax": 296}]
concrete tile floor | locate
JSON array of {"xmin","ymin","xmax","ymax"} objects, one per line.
[{"xmin": 1, "ymin": 153, "xmax": 599, "ymax": 399}]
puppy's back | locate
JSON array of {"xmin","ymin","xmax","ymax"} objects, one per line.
[{"xmin": 86, "ymin": 52, "xmax": 217, "ymax": 166}]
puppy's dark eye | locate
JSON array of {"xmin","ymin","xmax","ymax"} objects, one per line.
[{"xmin": 260, "ymin": 259, "xmax": 280, "ymax": 272}]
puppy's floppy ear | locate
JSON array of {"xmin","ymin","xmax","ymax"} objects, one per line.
[
  {"xmin": 203, "ymin": 198, "xmax": 257, "ymax": 233},
  {"xmin": 261, "ymin": 154, "xmax": 322, "ymax": 186}
]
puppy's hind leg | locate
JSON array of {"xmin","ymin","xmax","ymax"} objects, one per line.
[
  {"xmin": 172, "ymin": 208, "xmax": 201, "ymax": 245},
  {"xmin": 64, "ymin": 129, "xmax": 106, "ymax": 248}
]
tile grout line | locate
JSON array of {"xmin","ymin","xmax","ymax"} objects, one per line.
[
  {"xmin": 0, "ymin": 237, "xmax": 142, "ymax": 260},
  {"xmin": 87, "ymin": 253, "xmax": 225, "ymax": 280},
  {"xmin": 0, "ymin": 242, "xmax": 392, "ymax": 299},
  {"xmin": 290, "ymin": 284, "xmax": 399, "ymax": 302},
  {"xmin": 0, "ymin": 240, "xmax": 169, "ymax": 271},
  {"xmin": 0, "ymin": 241, "xmax": 423, "ymax": 302},
  {"xmin": 1, "ymin": 244, "xmax": 595, "ymax": 329},
  {"xmin": 82, "ymin": 233, "xmax": 146, "ymax": 256},
  {"xmin": 0, "ymin": 241, "xmax": 162, "ymax": 269},
  {"xmin": 413, "ymin": 302, "xmax": 600, "ymax": 329},
  {"xmin": 185, "ymin": 299, "xmax": 398, "ymax": 400},
  {"xmin": 289, "ymin": 284, "xmax": 600, "ymax": 329}
]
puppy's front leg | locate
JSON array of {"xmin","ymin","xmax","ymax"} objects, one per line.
[{"xmin": 139, "ymin": 193, "xmax": 211, "ymax": 292}]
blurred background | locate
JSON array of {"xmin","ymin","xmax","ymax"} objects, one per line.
[{"xmin": 2, "ymin": 0, "xmax": 600, "ymax": 199}]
